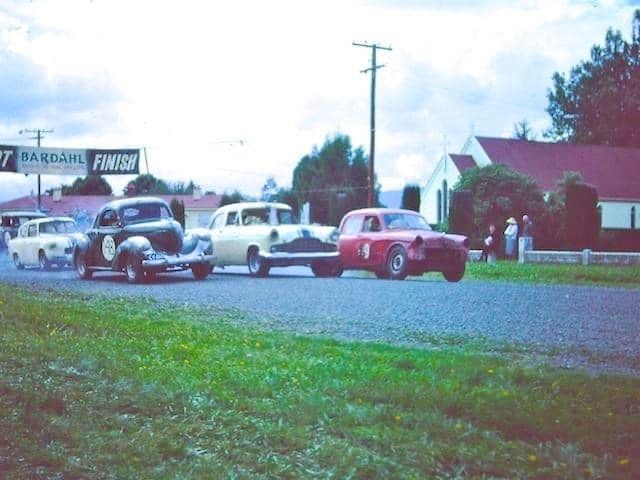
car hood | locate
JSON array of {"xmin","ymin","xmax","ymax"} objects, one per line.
[
  {"xmin": 123, "ymin": 219, "xmax": 183, "ymax": 253},
  {"xmin": 41, "ymin": 232, "xmax": 85, "ymax": 245},
  {"xmin": 243, "ymin": 224, "xmax": 338, "ymax": 243},
  {"xmin": 382, "ymin": 230, "xmax": 469, "ymax": 249}
]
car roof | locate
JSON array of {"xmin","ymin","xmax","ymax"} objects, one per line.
[
  {"xmin": 21, "ymin": 216, "xmax": 75, "ymax": 227},
  {"xmin": 345, "ymin": 208, "xmax": 424, "ymax": 217},
  {"xmin": 99, "ymin": 196, "xmax": 171, "ymax": 212},
  {"xmin": 215, "ymin": 202, "xmax": 292, "ymax": 213},
  {"xmin": 0, "ymin": 210, "xmax": 47, "ymax": 217}
]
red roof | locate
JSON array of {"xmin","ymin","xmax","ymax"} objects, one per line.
[
  {"xmin": 450, "ymin": 154, "xmax": 477, "ymax": 173},
  {"xmin": 0, "ymin": 193, "xmax": 221, "ymax": 217},
  {"xmin": 476, "ymin": 137, "xmax": 640, "ymax": 200}
]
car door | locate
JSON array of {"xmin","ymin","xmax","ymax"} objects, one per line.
[
  {"xmin": 338, "ymin": 214, "xmax": 365, "ymax": 268},
  {"xmin": 209, "ymin": 210, "xmax": 240, "ymax": 266},
  {"xmin": 24, "ymin": 223, "xmax": 39, "ymax": 265},
  {"xmin": 88, "ymin": 208, "xmax": 122, "ymax": 267}
]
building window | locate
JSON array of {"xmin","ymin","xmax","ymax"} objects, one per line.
[
  {"xmin": 436, "ymin": 190, "xmax": 442, "ymax": 224},
  {"xmin": 632, "ymin": 206, "xmax": 636, "ymax": 229},
  {"xmin": 442, "ymin": 180, "xmax": 448, "ymax": 217}
]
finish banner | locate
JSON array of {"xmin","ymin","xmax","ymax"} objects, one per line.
[{"xmin": 0, "ymin": 145, "xmax": 140, "ymax": 175}]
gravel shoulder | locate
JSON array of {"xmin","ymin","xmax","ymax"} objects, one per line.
[{"xmin": 1, "ymin": 252, "xmax": 638, "ymax": 377}]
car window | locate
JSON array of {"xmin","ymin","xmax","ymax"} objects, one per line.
[
  {"xmin": 40, "ymin": 222, "xmax": 57, "ymax": 234},
  {"xmin": 383, "ymin": 213, "xmax": 432, "ymax": 230},
  {"xmin": 19, "ymin": 225, "xmax": 28, "ymax": 238},
  {"xmin": 226, "ymin": 212, "xmax": 238, "ymax": 226},
  {"xmin": 121, "ymin": 203, "xmax": 172, "ymax": 224},
  {"xmin": 277, "ymin": 209, "xmax": 295, "ymax": 224},
  {"xmin": 362, "ymin": 215, "xmax": 381, "ymax": 232},
  {"xmin": 28, "ymin": 224, "xmax": 37, "ymax": 237},
  {"xmin": 241, "ymin": 208, "xmax": 269, "ymax": 225},
  {"xmin": 341, "ymin": 215, "xmax": 363, "ymax": 235},
  {"xmin": 99, "ymin": 209, "xmax": 119, "ymax": 227},
  {"xmin": 210, "ymin": 213, "xmax": 225, "ymax": 229}
]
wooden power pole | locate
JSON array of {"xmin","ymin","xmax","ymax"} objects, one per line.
[{"xmin": 353, "ymin": 41, "xmax": 391, "ymax": 207}]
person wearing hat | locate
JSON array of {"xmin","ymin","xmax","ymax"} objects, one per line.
[{"xmin": 504, "ymin": 217, "xmax": 519, "ymax": 259}]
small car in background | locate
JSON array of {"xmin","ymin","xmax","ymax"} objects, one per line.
[
  {"xmin": 337, "ymin": 208, "xmax": 470, "ymax": 281},
  {"xmin": 73, "ymin": 197, "xmax": 215, "ymax": 283},
  {"xmin": 0, "ymin": 210, "xmax": 47, "ymax": 248},
  {"xmin": 8, "ymin": 216, "xmax": 83, "ymax": 270},
  {"xmin": 208, "ymin": 202, "xmax": 341, "ymax": 277}
]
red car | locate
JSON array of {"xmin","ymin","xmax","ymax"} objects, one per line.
[{"xmin": 337, "ymin": 208, "xmax": 470, "ymax": 281}]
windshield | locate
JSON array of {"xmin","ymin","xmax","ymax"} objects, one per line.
[
  {"xmin": 40, "ymin": 220, "xmax": 78, "ymax": 233},
  {"xmin": 39, "ymin": 220, "xmax": 78, "ymax": 234},
  {"xmin": 120, "ymin": 203, "xmax": 172, "ymax": 225},
  {"xmin": 383, "ymin": 213, "xmax": 432, "ymax": 231},
  {"xmin": 241, "ymin": 207, "xmax": 295, "ymax": 225}
]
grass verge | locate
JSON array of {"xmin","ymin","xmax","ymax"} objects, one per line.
[{"xmin": 1, "ymin": 284, "xmax": 639, "ymax": 479}]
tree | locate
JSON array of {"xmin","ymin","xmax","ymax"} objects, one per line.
[
  {"xmin": 58, "ymin": 175, "xmax": 113, "ymax": 195},
  {"xmin": 400, "ymin": 184, "xmax": 421, "ymax": 212},
  {"xmin": 128, "ymin": 174, "xmax": 171, "ymax": 195},
  {"xmin": 566, "ymin": 182, "xmax": 600, "ymax": 250},
  {"xmin": 546, "ymin": 10, "xmax": 640, "ymax": 147},
  {"xmin": 292, "ymin": 133, "xmax": 376, "ymax": 225},
  {"xmin": 453, "ymin": 165, "xmax": 546, "ymax": 247},
  {"xmin": 170, "ymin": 198, "xmax": 186, "ymax": 229},
  {"xmin": 512, "ymin": 119, "xmax": 536, "ymax": 141},
  {"xmin": 219, "ymin": 190, "xmax": 248, "ymax": 207}
]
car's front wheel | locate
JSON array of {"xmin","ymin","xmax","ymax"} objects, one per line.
[
  {"xmin": 38, "ymin": 251, "xmax": 50, "ymax": 270},
  {"xmin": 247, "ymin": 247, "xmax": 270, "ymax": 277},
  {"xmin": 75, "ymin": 251, "xmax": 93, "ymax": 279},
  {"xmin": 191, "ymin": 262, "xmax": 212, "ymax": 280},
  {"xmin": 125, "ymin": 255, "xmax": 145, "ymax": 284},
  {"xmin": 13, "ymin": 253, "xmax": 24, "ymax": 270},
  {"xmin": 386, "ymin": 245, "xmax": 408, "ymax": 280},
  {"xmin": 443, "ymin": 261, "xmax": 466, "ymax": 282}
]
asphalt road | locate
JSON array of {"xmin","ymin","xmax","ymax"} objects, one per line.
[{"xmin": 1, "ymin": 250, "xmax": 638, "ymax": 376}]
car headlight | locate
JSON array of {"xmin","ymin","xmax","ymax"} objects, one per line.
[
  {"xmin": 47, "ymin": 242, "xmax": 57, "ymax": 250},
  {"xmin": 270, "ymin": 229, "xmax": 279, "ymax": 242},
  {"xmin": 329, "ymin": 229, "xmax": 339, "ymax": 243}
]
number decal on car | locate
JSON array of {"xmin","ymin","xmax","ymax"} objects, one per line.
[{"xmin": 102, "ymin": 235, "xmax": 116, "ymax": 261}]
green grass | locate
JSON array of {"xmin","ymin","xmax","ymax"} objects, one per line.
[
  {"xmin": 406, "ymin": 261, "xmax": 640, "ymax": 287},
  {"xmin": 1, "ymin": 284, "xmax": 639, "ymax": 479}
]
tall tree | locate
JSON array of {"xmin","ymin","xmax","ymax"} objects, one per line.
[
  {"xmin": 400, "ymin": 184, "xmax": 421, "ymax": 212},
  {"xmin": 127, "ymin": 174, "xmax": 171, "ymax": 195},
  {"xmin": 546, "ymin": 10, "xmax": 640, "ymax": 147},
  {"xmin": 292, "ymin": 134, "xmax": 375, "ymax": 225},
  {"xmin": 453, "ymin": 165, "xmax": 546, "ymax": 247},
  {"xmin": 59, "ymin": 175, "xmax": 113, "ymax": 195}
]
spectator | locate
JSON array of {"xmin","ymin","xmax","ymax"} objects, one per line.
[
  {"xmin": 504, "ymin": 217, "xmax": 518, "ymax": 259},
  {"xmin": 481, "ymin": 223, "xmax": 500, "ymax": 263},
  {"xmin": 521, "ymin": 214, "xmax": 534, "ymax": 250}
]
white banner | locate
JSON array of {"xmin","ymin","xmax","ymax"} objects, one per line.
[{"xmin": 17, "ymin": 147, "xmax": 87, "ymax": 175}]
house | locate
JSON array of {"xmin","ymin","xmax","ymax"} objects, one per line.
[
  {"xmin": 0, "ymin": 187, "xmax": 222, "ymax": 230},
  {"xmin": 420, "ymin": 136, "xmax": 640, "ymax": 230}
]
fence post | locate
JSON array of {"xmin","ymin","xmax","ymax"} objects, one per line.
[{"xmin": 582, "ymin": 249, "xmax": 591, "ymax": 266}]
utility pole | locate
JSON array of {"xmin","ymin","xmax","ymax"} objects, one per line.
[
  {"xmin": 353, "ymin": 41, "xmax": 391, "ymax": 207},
  {"xmin": 20, "ymin": 128, "xmax": 53, "ymax": 211}
]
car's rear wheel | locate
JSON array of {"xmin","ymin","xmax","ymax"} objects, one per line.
[
  {"xmin": 38, "ymin": 251, "xmax": 50, "ymax": 270},
  {"xmin": 443, "ymin": 261, "xmax": 466, "ymax": 282},
  {"xmin": 125, "ymin": 255, "xmax": 144, "ymax": 284},
  {"xmin": 75, "ymin": 251, "xmax": 93, "ymax": 279},
  {"xmin": 13, "ymin": 253, "xmax": 24, "ymax": 270},
  {"xmin": 191, "ymin": 262, "xmax": 212, "ymax": 280},
  {"xmin": 311, "ymin": 261, "xmax": 343, "ymax": 278},
  {"xmin": 247, "ymin": 247, "xmax": 270, "ymax": 277},
  {"xmin": 386, "ymin": 245, "xmax": 408, "ymax": 280}
]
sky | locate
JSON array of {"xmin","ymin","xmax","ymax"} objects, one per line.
[{"xmin": 0, "ymin": 0, "xmax": 638, "ymax": 203}]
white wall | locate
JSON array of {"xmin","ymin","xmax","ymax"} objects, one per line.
[
  {"xmin": 420, "ymin": 155, "xmax": 462, "ymax": 224},
  {"xmin": 460, "ymin": 136, "xmax": 492, "ymax": 166},
  {"xmin": 599, "ymin": 201, "xmax": 639, "ymax": 229}
]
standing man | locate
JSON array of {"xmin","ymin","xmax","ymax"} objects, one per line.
[{"xmin": 522, "ymin": 214, "xmax": 534, "ymax": 250}]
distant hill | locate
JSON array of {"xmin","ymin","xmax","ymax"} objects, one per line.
[{"xmin": 379, "ymin": 190, "xmax": 403, "ymax": 209}]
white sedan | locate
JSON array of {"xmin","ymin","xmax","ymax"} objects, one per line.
[
  {"xmin": 9, "ymin": 217, "xmax": 84, "ymax": 270},
  {"xmin": 209, "ymin": 202, "xmax": 341, "ymax": 277}
]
